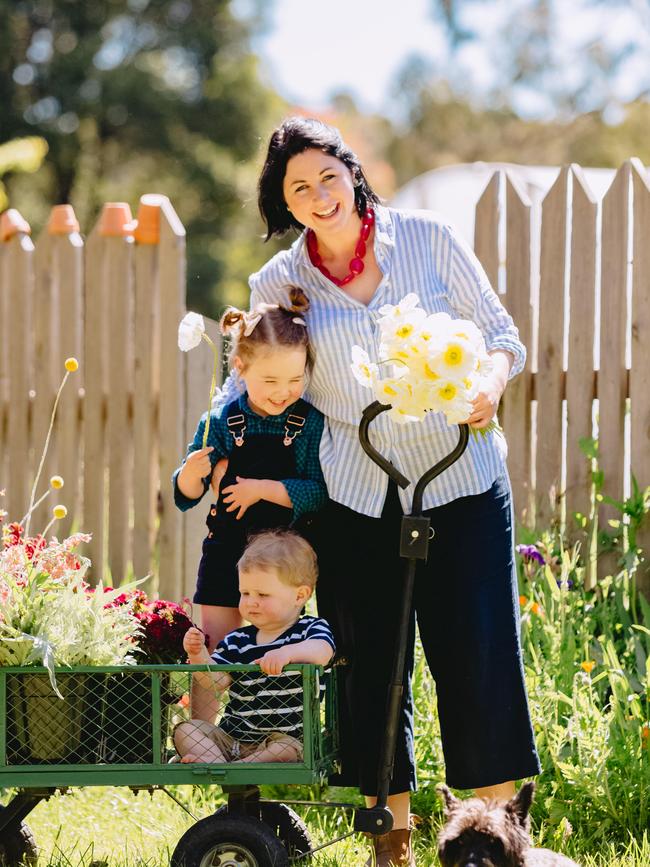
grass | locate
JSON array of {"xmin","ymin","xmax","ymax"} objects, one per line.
[{"xmin": 9, "ymin": 781, "xmax": 650, "ymax": 866}]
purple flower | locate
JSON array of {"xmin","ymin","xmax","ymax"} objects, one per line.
[{"xmin": 516, "ymin": 544, "xmax": 545, "ymax": 565}]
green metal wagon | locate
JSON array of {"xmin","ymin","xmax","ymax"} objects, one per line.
[{"xmin": 0, "ymin": 662, "xmax": 344, "ymax": 866}]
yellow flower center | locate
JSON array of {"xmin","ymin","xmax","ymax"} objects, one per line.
[
  {"xmin": 444, "ymin": 344, "xmax": 464, "ymax": 366},
  {"xmin": 395, "ymin": 324, "xmax": 414, "ymax": 339},
  {"xmin": 361, "ymin": 364, "xmax": 370, "ymax": 378},
  {"xmin": 383, "ymin": 385, "xmax": 398, "ymax": 397},
  {"xmin": 438, "ymin": 383, "xmax": 457, "ymax": 402},
  {"xmin": 65, "ymin": 357, "xmax": 79, "ymax": 372}
]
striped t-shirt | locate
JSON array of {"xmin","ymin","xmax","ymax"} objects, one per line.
[{"xmin": 212, "ymin": 615, "xmax": 336, "ymax": 742}]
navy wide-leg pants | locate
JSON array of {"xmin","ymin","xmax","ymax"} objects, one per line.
[{"xmin": 314, "ymin": 474, "xmax": 541, "ymax": 795}]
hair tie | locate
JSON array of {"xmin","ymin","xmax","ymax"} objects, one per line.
[
  {"xmin": 243, "ymin": 311, "xmax": 263, "ymax": 336},
  {"xmin": 292, "ymin": 317, "xmax": 306, "ymax": 327}
]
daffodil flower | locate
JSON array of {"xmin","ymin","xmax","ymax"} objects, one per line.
[{"xmin": 350, "ymin": 346, "xmax": 379, "ymax": 388}]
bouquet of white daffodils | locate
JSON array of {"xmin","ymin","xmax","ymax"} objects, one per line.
[{"xmin": 350, "ymin": 294, "xmax": 493, "ymax": 426}]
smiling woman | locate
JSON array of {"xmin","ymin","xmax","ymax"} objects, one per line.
[{"xmin": 210, "ymin": 116, "xmax": 541, "ymax": 866}]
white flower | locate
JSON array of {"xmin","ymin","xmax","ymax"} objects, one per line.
[
  {"xmin": 350, "ymin": 346, "xmax": 378, "ymax": 388},
  {"xmin": 178, "ymin": 312, "xmax": 205, "ymax": 351}
]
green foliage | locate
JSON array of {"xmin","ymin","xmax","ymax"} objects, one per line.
[{"xmin": 0, "ymin": 0, "xmax": 285, "ymax": 317}]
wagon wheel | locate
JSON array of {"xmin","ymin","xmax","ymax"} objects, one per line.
[
  {"xmin": 170, "ymin": 813, "xmax": 289, "ymax": 867},
  {"xmin": 0, "ymin": 806, "xmax": 38, "ymax": 867},
  {"xmin": 216, "ymin": 802, "xmax": 312, "ymax": 859}
]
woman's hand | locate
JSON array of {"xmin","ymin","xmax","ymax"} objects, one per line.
[
  {"xmin": 221, "ymin": 476, "xmax": 264, "ymax": 519},
  {"xmin": 466, "ymin": 349, "xmax": 514, "ymax": 429},
  {"xmin": 467, "ymin": 384, "xmax": 502, "ymax": 429}
]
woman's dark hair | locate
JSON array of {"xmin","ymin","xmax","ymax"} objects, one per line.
[{"xmin": 258, "ymin": 116, "xmax": 381, "ymax": 240}]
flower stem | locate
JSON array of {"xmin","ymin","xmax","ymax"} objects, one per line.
[
  {"xmin": 19, "ymin": 489, "xmax": 51, "ymax": 525},
  {"xmin": 24, "ymin": 370, "xmax": 69, "ymax": 536},
  {"xmin": 201, "ymin": 333, "xmax": 219, "ymax": 449}
]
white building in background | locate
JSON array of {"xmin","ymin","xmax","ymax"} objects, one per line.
[{"xmin": 390, "ymin": 162, "xmax": 617, "ymax": 246}]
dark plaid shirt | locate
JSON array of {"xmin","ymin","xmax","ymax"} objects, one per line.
[{"xmin": 173, "ymin": 394, "xmax": 326, "ymax": 521}]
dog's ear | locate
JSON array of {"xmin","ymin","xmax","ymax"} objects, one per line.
[
  {"xmin": 437, "ymin": 784, "xmax": 461, "ymax": 816},
  {"xmin": 505, "ymin": 781, "xmax": 535, "ymax": 827}
]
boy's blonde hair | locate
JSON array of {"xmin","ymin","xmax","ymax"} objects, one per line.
[{"xmin": 238, "ymin": 530, "xmax": 318, "ymax": 589}]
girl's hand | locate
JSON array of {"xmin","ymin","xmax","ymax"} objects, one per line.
[
  {"xmin": 183, "ymin": 626, "xmax": 208, "ymax": 659},
  {"xmin": 180, "ymin": 447, "xmax": 214, "ymax": 483},
  {"xmin": 221, "ymin": 477, "xmax": 263, "ymax": 519},
  {"xmin": 254, "ymin": 646, "xmax": 293, "ymax": 675}
]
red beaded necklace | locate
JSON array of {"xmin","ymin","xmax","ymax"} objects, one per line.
[{"xmin": 306, "ymin": 208, "xmax": 375, "ymax": 287}]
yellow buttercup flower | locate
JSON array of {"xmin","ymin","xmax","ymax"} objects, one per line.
[
  {"xmin": 50, "ymin": 475, "xmax": 64, "ymax": 489},
  {"xmin": 53, "ymin": 505, "xmax": 68, "ymax": 519},
  {"xmin": 580, "ymin": 660, "xmax": 596, "ymax": 674},
  {"xmin": 64, "ymin": 357, "xmax": 79, "ymax": 372}
]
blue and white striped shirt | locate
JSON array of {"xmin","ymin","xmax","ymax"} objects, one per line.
[
  {"xmin": 217, "ymin": 205, "xmax": 525, "ymax": 517},
  {"xmin": 212, "ymin": 615, "xmax": 336, "ymax": 741}
]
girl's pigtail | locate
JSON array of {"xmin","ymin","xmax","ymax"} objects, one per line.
[
  {"xmin": 220, "ymin": 308, "xmax": 246, "ymax": 336},
  {"xmin": 282, "ymin": 286, "xmax": 310, "ymax": 316}
]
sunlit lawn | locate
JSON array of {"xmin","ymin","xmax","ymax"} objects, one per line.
[{"xmin": 13, "ymin": 784, "xmax": 649, "ymax": 866}]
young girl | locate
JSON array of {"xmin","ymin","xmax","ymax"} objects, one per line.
[{"xmin": 173, "ymin": 287, "xmax": 326, "ymax": 653}]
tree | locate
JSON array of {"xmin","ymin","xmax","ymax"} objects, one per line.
[{"xmin": 0, "ymin": 0, "xmax": 285, "ymax": 315}]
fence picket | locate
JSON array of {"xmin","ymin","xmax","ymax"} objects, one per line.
[
  {"xmin": 474, "ymin": 172, "xmax": 500, "ymax": 290},
  {"xmin": 82, "ymin": 225, "xmax": 106, "ymax": 582},
  {"xmin": 31, "ymin": 231, "xmax": 57, "ymax": 532},
  {"xmin": 104, "ymin": 213, "xmax": 135, "ymax": 585},
  {"xmin": 4, "ymin": 220, "xmax": 34, "ymax": 523},
  {"xmin": 502, "ymin": 173, "xmax": 533, "ymax": 524},
  {"xmin": 565, "ymin": 167, "xmax": 598, "ymax": 560},
  {"xmin": 536, "ymin": 167, "xmax": 568, "ymax": 528},
  {"xmin": 630, "ymin": 160, "xmax": 650, "ymax": 597},
  {"xmin": 598, "ymin": 164, "xmax": 631, "ymax": 581},
  {"xmin": 182, "ymin": 322, "xmax": 222, "ymax": 600},
  {"xmin": 52, "ymin": 215, "xmax": 84, "ymax": 539},
  {"xmin": 157, "ymin": 199, "xmax": 186, "ymax": 600},
  {"xmin": 132, "ymin": 238, "xmax": 160, "ymax": 587}
]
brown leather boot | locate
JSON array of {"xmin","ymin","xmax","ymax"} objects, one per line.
[{"xmin": 365, "ymin": 828, "xmax": 415, "ymax": 866}]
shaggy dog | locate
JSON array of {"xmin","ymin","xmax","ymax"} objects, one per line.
[{"xmin": 437, "ymin": 782, "xmax": 580, "ymax": 867}]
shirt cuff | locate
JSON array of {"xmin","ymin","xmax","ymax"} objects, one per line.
[
  {"xmin": 173, "ymin": 469, "xmax": 208, "ymax": 512},
  {"xmin": 486, "ymin": 338, "xmax": 526, "ymax": 379}
]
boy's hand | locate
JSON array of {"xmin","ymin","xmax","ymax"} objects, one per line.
[
  {"xmin": 254, "ymin": 646, "xmax": 294, "ymax": 676},
  {"xmin": 180, "ymin": 447, "xmax": 214, "ymax": 484},
  {"xmin": 183, "ymin": 626, "xmax": 208, "ymax": 660},
  {"xmin": 221, "ymin": 477, "xmax": 263, "ymax": 519}
]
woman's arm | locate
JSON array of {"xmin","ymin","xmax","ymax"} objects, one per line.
[{"xmin": 440, "ymin": 223, "xmax": 526, "ymax": 379}]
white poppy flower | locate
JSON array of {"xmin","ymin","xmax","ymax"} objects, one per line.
[{"xmin": 178, "ymin": 312, "xmax": 205, "ymax": 351}]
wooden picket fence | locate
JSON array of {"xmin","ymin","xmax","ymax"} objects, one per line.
[
  {"xmin": 0, "ymin": 196, "xmax": 216, "ymax": 601},
  {"xmin": 1, "ymin": 160, "xmax": 649, "ymax": 599},
  {"xmin": 474, "ymin": 160, "xmax": 650, "ymax": 590}
]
